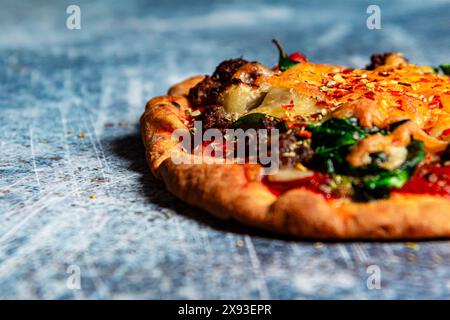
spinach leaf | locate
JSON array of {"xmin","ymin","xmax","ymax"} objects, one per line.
[
  {"xmin": 232, "ymin": 113, "xmax": 288, "ymax": 132},
  {"xmin": 232, "ymin": 113, "xmax": 267, "ymax": 130},
  {"xmin": 307, "ymin": 118, "xmax": 371, "ymax": 174},
  {"xmin": 306, "ymin": 118, "xmax": 425, "ymax": 201}
]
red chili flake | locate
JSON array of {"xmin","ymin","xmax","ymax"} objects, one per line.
[
  {"xmin": 442, "ymin": 128, "xmax": 450, "ymax": 137},
  {"xmin": 298, "ymin": 130, "xmax": 312, "ymax": 139},
  {"xmin": 396, "ymin": 99, "xmax": 405, "ymax": 111},
  {"xmin": 342, "ymin": 69, "xmax": 354, "ymax": 74},
  {"xmin": 316, "ymin": 100, "xmax": 329, "ymax": 107},
  {"xmin": 353, "ymin": 83, "xmax": 368, "ymax": 90},
  {"xmin": 338, "ymin": 84, "xmax": 354, "ymax": 91},
  {"xmin": 288, "ymin": 122, "xmax": 307, "ymax": 129},
  {"xmin": 389, "ymin": 90, "xmax": 402, "ymax": 97},
  {"xmin": 426, "ymin": 153, "xmax": 432, "ymax": 161},
  {"xmin": 364, "ymin": 91, "xmax": 376, "ymax": 100},
  {"xmin": 429, "ymin": 95, "xmax": 442, "ymax": 109},
  {"xmin": 281, "ymin": 100, "xmax": 295, "ymax": 111},
  {"xmin": 330, "ymin": 90, "xmax": 347, "ymax": 98}
]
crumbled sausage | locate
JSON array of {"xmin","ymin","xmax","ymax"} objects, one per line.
[
  {"xmin": 212, "ymin": 58, "xmax": 249, "ymax": 83},
  {"xmin": 366, "ymin": 53, "xmax": 388, "ymax": 70},
  {"xmin": 188, "ymin": 76, "xmax": 221, "ymax": 107},
  {"xmin": 200, "ymin": 105, "xmax": 232, "ymax": 133},
  {"xmin": 189, "ymin": 58, "xmax": 249, "ymax": 107},
  {"xmin": 365, "ymin": 52, "xmax": 409, "ymax": 70},
  {"xmin": 279, "ymin": 133, "xmax": 315, "ymax": 168}
]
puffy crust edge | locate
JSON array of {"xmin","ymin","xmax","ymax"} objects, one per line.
[{"xmin": 141, "ymin": 77, "xmax": 450, "ymax": 239}]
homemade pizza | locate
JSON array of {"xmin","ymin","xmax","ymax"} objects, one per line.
[{"xmin": 141, "ymin": 41, "xmax": 450, "ymax": 239}]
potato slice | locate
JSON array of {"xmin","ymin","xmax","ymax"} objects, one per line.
[
  {"xmin": 220, "ymin": 83, "xmax": 266, "ymax": 114},
  {"xmin": 267, "ymin": 168, "xmax": 314, "ymax": 182},
  {"xmin": 249, "ymin": 87, "xmax": 320, "ymax": 118}
]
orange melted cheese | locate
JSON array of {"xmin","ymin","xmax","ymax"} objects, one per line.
[{"xmin": 264, "ymin": 62, "xmax": 450, "ymax": 141}]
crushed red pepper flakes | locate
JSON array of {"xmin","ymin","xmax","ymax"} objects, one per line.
[
  {"xmin": 281, "ymin": 100, "xmax": 295, "ymax": 111},
  {"xmin": 298, "ymin": 130, "xmax": 312, "ymax": 139},
  {"xmin": 429, "ymin": 95, "xmax": 443, "ymax": 109},
  {"xmin": 364, "ymin": 91, "xmax": 376, "ymax": 100},
  {"xmin": 442, "ymin": 128, "xmax": 450, "ymax": 137}
]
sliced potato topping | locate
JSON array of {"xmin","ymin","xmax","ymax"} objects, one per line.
[
  {"xmin": 220, "ymin": 84, "xmax": 266, "ymax": 114},
  {"xmin": 267, "ymin": 168, "xmax": 314, "ymax": 182},
  {"xmin": 249, "ymin": 87, "xmax": 320, "ymax": 119},
  {"xmin": 219, "ymin": 63, "xmax": 274, "ymax": 115}
]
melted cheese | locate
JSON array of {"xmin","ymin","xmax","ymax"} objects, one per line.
[{"xmin": 257, "ymin": 62, "xmax": 450, "ymax": 135}]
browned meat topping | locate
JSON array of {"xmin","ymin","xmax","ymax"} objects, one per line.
[
  {"xmin": 279, "ymin": 133, "xmax": 314, "ymax": 168},
  {"xmin": 188, "ymin": 76, "xmax": 221, "ymax": 107},
  {"xmin": 200, "ymin": 105, "xmax": 232, "ymax": 133},
  {"xmin": 365, "ymin": 52, "xmax": 409, "ymax": 70},
  {"xmin": 189, "ymin": 58, "xmax": 249, "ymax": 107},
  {"xmin": 212, "ymin": 58, "xmax": 249, "ymax": 83}
]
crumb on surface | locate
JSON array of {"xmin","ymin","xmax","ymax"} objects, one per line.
[
  {"xmin": 407, "ymin": 253, "xmax": 416, "ymax": 262},
  {"xmin": 313, "ymin": 242, "xmax": 323, "ymax": 249},
  {"xmin": 404, "ymin": 242, "xmax": 420, "ymax": 250}
]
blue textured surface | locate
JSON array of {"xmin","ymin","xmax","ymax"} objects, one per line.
[{"xmin": 1, "ymin": 0, "xmax": 450, "ymax": 299}]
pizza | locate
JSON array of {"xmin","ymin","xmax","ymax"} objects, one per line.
[{"xmin": 141, "ymin": 40, "xmax": 450, "ymax": 239}]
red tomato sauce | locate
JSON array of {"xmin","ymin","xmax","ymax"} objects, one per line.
[
  {"xmin": 395, "ymin": 164, "xmax": 450, "ymax": 198},
  {"xmin": 264, "ymin": 164, "xmax": 450, "ymax": 200},
  {"xmin": 262, "ymin": 172, "xmax": 336, "ymax": 199}
]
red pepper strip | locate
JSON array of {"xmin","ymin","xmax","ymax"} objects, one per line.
[{"xmin": 298, "ymin": 130, "xmax": 312, "ymax": 139}]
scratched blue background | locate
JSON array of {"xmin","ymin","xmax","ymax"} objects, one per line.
[{"xmin": 1, "ymin": 0, "xmax": 450, "ymax": 299}]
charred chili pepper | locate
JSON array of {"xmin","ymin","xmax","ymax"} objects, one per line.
[{"xmin": 272, "ymin": 39, "xmax": 307, "ymax": 72}]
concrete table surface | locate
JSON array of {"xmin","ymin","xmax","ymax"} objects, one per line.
[{"xmin": 1, "ymin": 0, "xmax": 450, "ymax": 299}]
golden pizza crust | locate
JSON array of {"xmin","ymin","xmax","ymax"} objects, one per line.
[{"xmin": 141, "ymin": 77, "xmax": 450, "ymax": 239}]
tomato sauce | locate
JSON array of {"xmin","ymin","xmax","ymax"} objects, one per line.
[
  {"xmin": 395, "ymin": 164, "xmax": 450, "ymax": 198},
  {"xmin": 263, "ymin": 172, "xmax": 336, "ymax": 199},
  {"xmin": 264, "ymin": 164, "xmax": 450, "ymax": 200}
]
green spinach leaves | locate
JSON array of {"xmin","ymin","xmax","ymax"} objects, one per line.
[{"xmin": 307, "ymin": 118, "xmax": 425, "ymax": 201}]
